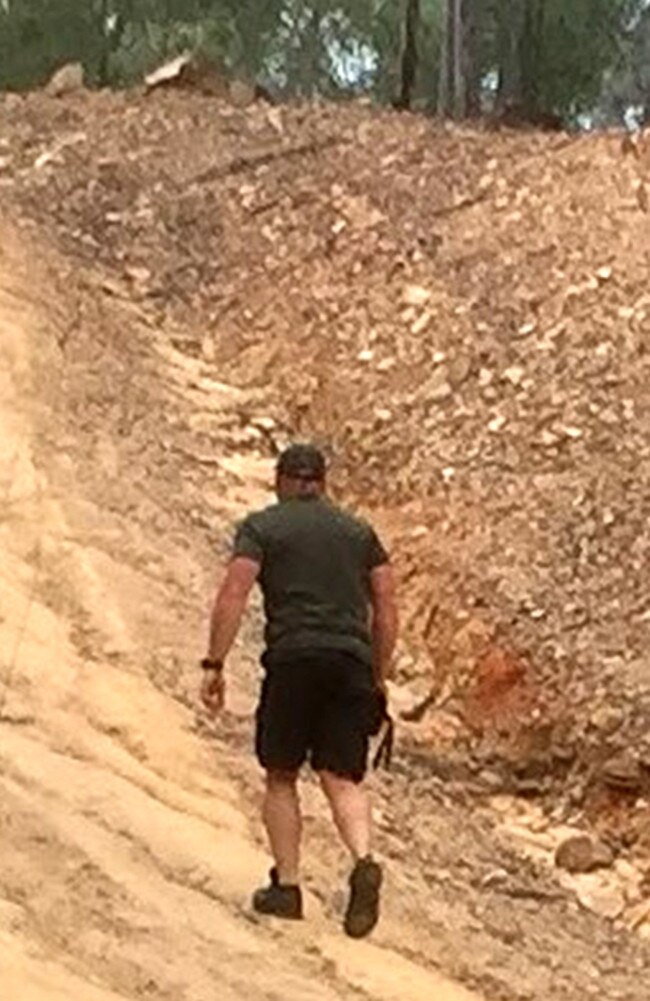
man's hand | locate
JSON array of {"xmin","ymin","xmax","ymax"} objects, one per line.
[
  {"xmin": 374, "ymin": 675, "xmax": 388, "ymax": 698},
  {"xmin": 201, "ymin": 668, "xmax": 225, "ymax": 716},
  {"xmin": 201, "ymin": 557, "xmax": 259, "ymax": 718}
]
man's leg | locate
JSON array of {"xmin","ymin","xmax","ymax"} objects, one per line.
[
  {"xmin": 318, "ymin": 770, "xmax": 372, "ymax": 861},
  {"xmin": 318, "ymin": 769, "xmax": 382, "ymax": 938},
  {"xmin": 263, "ymin": 768, "xmax": 302, "ymax": 885},
  {"xmin": 255, "ymin": 661, "xmax": 311, "ymax": 893},
  {"xmin": 253, "ymin": 768, "xmax": 304, "ymax": 919},
  {"xmin": 313, "ymin": 666, "xmax": 383, "ymax": 939}
]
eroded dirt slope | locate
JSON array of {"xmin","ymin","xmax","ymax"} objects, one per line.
[
  {"xmin": 1, "ymin": 88, "xmax": 649, "ymax": 784},
  {"xmin": 1, "ymin": 219, "xmax": 649, "ymax": 1001},
  {"xmin": 2, "ymin": 87, "xmax": 650, "ymax": 1000},
  {"xmin": 1, "ymin": 230, "xmax": 492, "ymax": 1001}
]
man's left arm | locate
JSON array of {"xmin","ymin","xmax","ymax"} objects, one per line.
[
  {"xmin": 366, "ymin": 525, "xmax": 398, "ymax": 691},
  {"xmin": 370, "ymin": 563, "xmax": 399, "ymax": 692},
  {"xmin": 201, "ymin": 556, "xmax": 260, "ymax": 715}
]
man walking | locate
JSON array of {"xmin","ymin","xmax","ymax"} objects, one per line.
[{"xmin": 200, "ymin": 444, "xmax": 398, "ymax": 938}]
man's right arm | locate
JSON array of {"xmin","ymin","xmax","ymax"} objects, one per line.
[{"xmin": 370, "ymin": 563, "xmax": 399, "ymax": 691}]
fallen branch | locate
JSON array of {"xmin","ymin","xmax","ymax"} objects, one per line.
[
  {"xmin": 431, "ymin": 190, "xmax": 490, "ymax": 219},
  {"xmin": 192, "ymin": 136, "xmax": 342, "ymax": 184}
]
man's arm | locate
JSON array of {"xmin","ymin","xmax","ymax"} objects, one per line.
[
  {"xmin": 370, "ymin": 563, "xmax": 399, "ymax": 690},
  {"xmin": 201, "ymin": 556, "xmax": 260, "ymax": 715},
  {"xmin": 207, "ymin": 556, "xmax": 260, "ymax": 661}
]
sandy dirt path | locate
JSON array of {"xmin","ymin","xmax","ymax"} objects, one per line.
[{"xmin": 0, "ymin": 230, "xmax": 486, "ymax": 1001}]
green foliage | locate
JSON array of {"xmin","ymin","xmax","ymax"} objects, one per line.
[
  {"xmin": 106, "ymin": 1, "xmax": 237, "ymax": 85},
  {"xmin": 369, "ymin": 0, "xmax": 443, "ymax": 108},
  {"xmin": 0, "ymin": 0, "xmax": 239, "ymax": 89},
  {"xmin": 598, "ymin": 4, "xmax": 650, "ymax": 124},
  {"xmin": 0, "ymin": 0, "xmax": 106, "ymax": 89},
  {"xmin": 0, "ymin": 0, "xmax": 646, "ymax": 124},
  {"xmin": 474, "ymin": 0, "xmax": 634, "ymax": 120},
  {"xmin": 528, "ymin": 0, "xmax": 631, "ymax": 116}
]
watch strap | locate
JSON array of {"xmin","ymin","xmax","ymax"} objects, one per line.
[{"xmin": 201, "ymin": 658, "xmax": 224, "ymax": 672}]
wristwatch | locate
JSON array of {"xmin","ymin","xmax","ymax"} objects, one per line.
[{"xmin": 201, "ymin": 658, "xmax": 224, "ymax": 672}]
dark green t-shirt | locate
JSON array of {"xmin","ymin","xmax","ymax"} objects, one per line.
[{"xmin": 233, "ymin": 496, "xmax": 389, "ymax": 664}]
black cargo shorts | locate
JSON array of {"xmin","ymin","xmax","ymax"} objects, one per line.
[{"xmin": 255, "ymin": 649, "xmax": 380, "ymax": 783}]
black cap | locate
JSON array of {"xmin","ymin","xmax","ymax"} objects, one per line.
[{"xmin": 277, "ymin": 443, "xmax": 327, "ymax": 480}]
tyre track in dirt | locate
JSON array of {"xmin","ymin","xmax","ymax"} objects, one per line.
[{"xmin": 1, "ymin": 226, "xmax": 489, "ymax": 1001}]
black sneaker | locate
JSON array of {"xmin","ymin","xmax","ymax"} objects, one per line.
[
  {"xmin": 344, "ymin": 857, "xmax": 383, "ymax": 939},
  {"xmin": 252, "ymin": 867, "xmax": 303, "ymax": 921}
]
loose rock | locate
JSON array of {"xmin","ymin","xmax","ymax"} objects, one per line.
[
  {"xmin": 555, "ymin": 835, "xmax": 614, "ymax": 874},
  {"xmin": 46, "ymin": 63, "xmax": 85, "ymax": 97},
  {"xmin": 573, "ymin": 875, "xmax": 626, "ymax": 921}
]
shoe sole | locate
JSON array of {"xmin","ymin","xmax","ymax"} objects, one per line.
[
  {"xmin": 344, "ymin": 861, "xmax": 382, "ymax": 939},
  {"xmin": 254, "ymin": 908, "xmax": 304, "ymax": 921}
]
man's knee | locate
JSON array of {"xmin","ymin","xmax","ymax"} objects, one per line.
[
  {"xmin": 265, "ymin": 768, "xmax": 299, "ymax": 790},
  {"xmin": 318, "ymin": 769, "xmax": 364, "ymax": 797}
]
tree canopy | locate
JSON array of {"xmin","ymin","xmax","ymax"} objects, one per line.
[{"xmin": 0, "ymin": 0, "xmax": 646, "ymax": 125}]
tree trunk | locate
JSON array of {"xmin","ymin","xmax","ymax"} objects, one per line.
[
  {"xmin": 396, "ymin": 0, "xmax": 420, "ymax": 109},
  {"xmin": 295, "ymin": 1, "xmax": 324, "ymax": 97},
  {"xmin": 462, "ymin": 0, "xmax": 482, "ymax": 116},
  {"xmin": 437, "ymin": 0, "xmax": 450, "ymax": 115},
  {"xmin": 96, "ymin": 0, "xmax": 111, "ymax": 87},
  {"xmin": 452, "ymin": 0, "xmax": 464, "ymax": 117},
  {"xmin": 495, "ymin": 0, "xmax": 524, "ymax": 114},
  {"xmin": 439, "ymin": 0, "xmax": 476, "ymax": 119},
  {"xmin": 520, "ymin": 0, "xmax": 546, "ymax": 120},
  {"xmin": 439, "ymin": 0, "xmax": 458, "ymax": 115}
]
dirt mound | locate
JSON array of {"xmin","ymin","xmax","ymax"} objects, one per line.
[
  {"xmin": 3, "ymin": 89, "xmax": 648, "ymax": 791},
  {"xmin": 3, "ymin": 91, "xmax": 650, "ymax": 999}
]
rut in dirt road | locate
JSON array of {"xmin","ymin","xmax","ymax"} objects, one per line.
[
  {"xmin": 0, "ymin": 232, "xmax": 490, "ymax": 1001},
  {"xmin": 2, "ymin": 225, "xmax": 649, "ymax": 1001}
]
